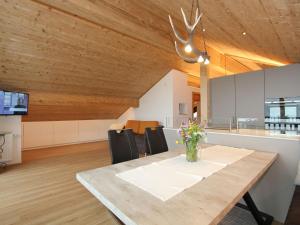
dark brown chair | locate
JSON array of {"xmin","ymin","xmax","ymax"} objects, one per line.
[
  {"xmin": 108, "ymin": 129, "xmax": 139, "ymax": 164},
  {"xmin": 145, "ymin": 126, "xmax": 168, "ymax": 155}
]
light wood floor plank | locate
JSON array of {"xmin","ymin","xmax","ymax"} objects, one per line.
[{"xmin": 0, "ymin": 142, "xmax": 119, "ymax": 225}]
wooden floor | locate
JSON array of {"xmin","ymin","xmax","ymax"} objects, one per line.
[
  {"xmin": 0, "ymin": 141, "xmax": 296, "ymax": 225},
  {"xmin": 1, "ymin": 141, "xmax": 120, "ymax": 225}
]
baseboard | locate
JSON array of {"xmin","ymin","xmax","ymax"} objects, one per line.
[{"xmin": 22, "ymin": 138, "xmax": 108, "ymax": 151}]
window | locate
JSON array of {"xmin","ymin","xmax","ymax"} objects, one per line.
[
  {"xmin": 269, "ymin": 107, "xmax": 280, "ymax": 118},
  {"xmin": 3, "ymin": 92, "xmax": 12, "ymax": 106},
  {"xmin": 285, "ymin": 106, "xmax": 297, "ymax": 118}
]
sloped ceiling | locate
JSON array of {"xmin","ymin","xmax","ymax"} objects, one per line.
[
  {"xmin": 158, "ymin": 0, "xmax": 299, "ymax": 64},
  {"xmin": 0, "ymin": 0, "xmax": 298, "ymax": 121}
]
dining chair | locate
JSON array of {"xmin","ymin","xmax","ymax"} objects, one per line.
[
  {"xmin": 145, "ymin": 126, "xmax": 168, "ymax": 155},
  {"xmin": 108, "ymin": 129, "xmax": 139, "ymax": 164}
]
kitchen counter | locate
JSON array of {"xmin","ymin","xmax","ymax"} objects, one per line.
[{"xmin": 206, "ymin": 128, "xmax": 300, "ymax": 141}]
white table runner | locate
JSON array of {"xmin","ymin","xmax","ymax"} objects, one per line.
[
  {"xmin": 201, "ymin": 145, "xmax": 255, "ymax": 165},
  {"xmin": 116, "ymin": 145, "xmax": 254, "ymax": 201},
  {"xmin": 116, "ymin": 163, "xmax": 203, "ymax": 201}
]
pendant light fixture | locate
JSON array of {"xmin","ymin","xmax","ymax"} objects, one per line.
[{"xmin": 169, "ymin": 0, "xmax": 210, "ymax": 64}]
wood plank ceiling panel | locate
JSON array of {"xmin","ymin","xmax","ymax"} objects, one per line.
[
  {"xmin": 260, "ymin": 0, "xmax": 300, "ymax": 62},
  {"xmin": 204, "ymin": 0, "xmax": 299, "ymax": 63}
]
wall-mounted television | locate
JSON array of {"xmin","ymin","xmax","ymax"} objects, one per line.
[{"xmin": 0, "ymin": 90, "xmax": 29, "ymax": 115}]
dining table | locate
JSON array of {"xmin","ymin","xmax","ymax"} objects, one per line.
[{"xmin": 76, "ymin": 144, "xmax": 277, "ymax": 225}]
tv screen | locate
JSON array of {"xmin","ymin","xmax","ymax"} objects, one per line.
[{"xmin": 0, "ymin": 90, "xmax": 29, "ymax": 115}]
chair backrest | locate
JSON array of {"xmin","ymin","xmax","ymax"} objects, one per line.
[
  {"xmin": 145, "ymin": 126, "xmax": 168, "ymax": 155},
  {"xmin": 108, "ymin": 129, "xmax": 139, "ymax": 164}
]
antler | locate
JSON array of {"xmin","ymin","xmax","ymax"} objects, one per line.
[
  {"xmin": 168, "ymin": 15, "xmax": 188, "ymax": 45},
  {"xmin": 169, "ymin": 8, "xmax": 202, "ymax": 45},
  {"xmin": 169, "ymin": 7, "xmax": 209, "ymax": 64},
  {"xmin": 180, "ymin": 8, "xmax": 202, "ymax": 33},
  {"xmin": 174, "ymin": 41, "xmax": 198, "ymax": 63}
]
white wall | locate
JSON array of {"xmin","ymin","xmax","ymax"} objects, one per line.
[
  {"xmin": 172, "ymin": 70, "xmax": 193, "ymax": 128},
  {"xmin": 0, "ymin": 116, "xmax": 22, "ymax": 164},
  {"xmin": 133, "ymin": 71, "xmax": 174, "ymax": 126},
  {"xmin": 22, "ymin": 119, "xmax": 116, "ymax": 150},
  {"xmin": 118, "ymin": 69, "xmax": 196, "ymax": 128},
  {"xmin": 118, "ymin": 107, "xmax": 135, "ymax": 126}
]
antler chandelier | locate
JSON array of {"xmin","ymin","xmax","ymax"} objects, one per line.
[{"xmin": 169, "ymin": 0, "xmax": 210, "ymax": 64}]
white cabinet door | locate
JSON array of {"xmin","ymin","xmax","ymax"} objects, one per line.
[
  {"xmin": 210, "ymin": 76, "xmax": 236, "ymax": 124},
  {"xmin": 265, "ymin": 64, "xmax": 300, "ymax": 98},
  {"xmin": 235, "ymin": 71, "xmax": 265, "ymax": 127},
  {"xmin": 53, "ymin": 121, "xmax": 78, "ymax": 145},
  {"xmin": 23, "ymin": 122, "xmax": 54, "ymax": 149}
]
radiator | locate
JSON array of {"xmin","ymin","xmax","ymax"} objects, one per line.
[{"xmin": 0, "ymin": 133, "xmax": 13, "ymax": 162}]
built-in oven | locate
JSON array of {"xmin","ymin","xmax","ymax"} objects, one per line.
[{"xmin": 265, "ymin": 96, "xmax": 300, "ymax": 135}]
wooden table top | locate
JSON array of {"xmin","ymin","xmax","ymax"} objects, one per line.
[{"xmin": 77, "ymin": 146, "xmax": 277, "ymax": 225}]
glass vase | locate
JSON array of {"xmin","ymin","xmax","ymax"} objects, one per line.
[{"xmin": 186, "ymin": 141, "xmax": 198, "ymax": 162}]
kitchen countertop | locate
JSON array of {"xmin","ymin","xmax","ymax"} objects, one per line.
[{"xmin": 206, "ymin": 128, "xmax": 300, "ymax": 141}]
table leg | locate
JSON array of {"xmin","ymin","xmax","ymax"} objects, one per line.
[{"xmin": 241, "ymin": 192, "xmax": 274, "ymax": 225}]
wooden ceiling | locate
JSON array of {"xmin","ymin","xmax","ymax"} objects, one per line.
[
  {"xmin": 0, "ymin": 0, "xmax": 298, "ymax": 121},
  {"xmin": 160, "ymin": 0, "xmax": 299, "ymax": 65}
]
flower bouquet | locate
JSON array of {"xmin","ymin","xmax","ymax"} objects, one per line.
[{"xmin": 177, "ymin": 120, "xmax": 207, "ymax": 162}]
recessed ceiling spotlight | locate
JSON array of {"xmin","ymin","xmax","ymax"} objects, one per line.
[
  {"xmin": 242, "ymin": 32, "xmax": 247, "ymax": 36},
  {"xmin": 202, "ymin": 28, "xmax": 206, "ymax": 32}
]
